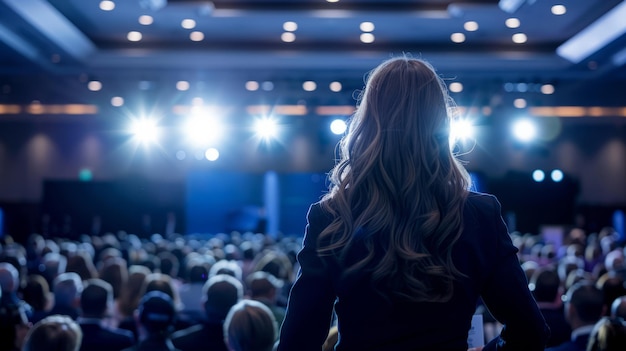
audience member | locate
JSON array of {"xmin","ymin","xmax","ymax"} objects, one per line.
[
  {"xmin": 172, "ymin": 274, "xmax": 243, "ymax": 351},
  {"xmin": 547, "ymin": 281, "xmax": 605, "ymax": 351},
  {"xmin": 247, "ymin": 271, "xmax": 285, "ymax": 326},
  {"xmin": 21, "ymin": 274, "xmax": 51, "ymax": 323},
  {"xmin": 587, "ymin": 317, "xmax": 626, "ymax": 351},
  {"xmin": 609, "ymin": 296, "xmax": 626, "ymax": 319},
  {"xmin": 123, "ymin": 291, "xmax": 180, "ymax": 351},
  {"xmin": 0, "ymin": 290, "xmax": 31, "ymax": 351},
  {"xmin": 22, "ymin": 314, "xmax": 82, "ymax": 351},
  {"xmin": 529, "ymin": 267, "xmax": 571, "ymax": 347},
  {"xmin": 41, "ymin": 272, "xmax": 83, "ymax": 323},
  {"xmin": 224, "ymin": 299, "xmax": 277, "ymax": 351},
  {"xmin": 77, "ymin": 279, "xmax": 134, "ymax": 351}
]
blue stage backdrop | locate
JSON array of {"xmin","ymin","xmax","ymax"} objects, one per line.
[{"xmin": 185, "ymin": 171, "xmax": 328, "ymax": 236}]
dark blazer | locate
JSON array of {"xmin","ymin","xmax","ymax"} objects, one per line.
[
  {"xmin": 278, "ymin": 192, "xmax": 549, "ymax": 351},
  {"xmin": 171, "ymin": 322, "xmax": 228, "ymax": 351},
  {"xmin": 78, "ymin": 320, "xmax": 135, "ymax": 351},
  {"xmin": 545, "ymin": 330, "xmax": 591, "ymax": 351}
]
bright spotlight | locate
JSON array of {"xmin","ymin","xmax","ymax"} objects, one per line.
[
  {"xmin": 532, "ymin": 170, "xmax": 545, "ymax": 182},
  {"xmin": 205, "ymin": 148, "xmax": 220, "ymax": 161},
  {"xmin": 551, "ymin": 169, "xmax": 564, "ymax": 182},
  {"xmin": 512, "ymin": 119, "xmax": 537, "ymax": 142},
  {"xmin": 254, "ymin": 117, "xmax": 278, "ymax": 140},
  {"xmin": 450, "ymin": 118, "xmax": 475, "ymax": 145},
  {"xmin": 130, "ymin": 118, "xmax": 159, "ymax": 143},
  {"xmin": 330, "ymin": 119, "xmax": 347, "ymax": 135},
  {"xmin": 184, "ymin": 115, "xmax": 223, "ymax": 146}
]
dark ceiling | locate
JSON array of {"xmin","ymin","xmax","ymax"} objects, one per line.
[{"xmin": 0, "ymin": 0, "xmax": 625, "ymax": 110}]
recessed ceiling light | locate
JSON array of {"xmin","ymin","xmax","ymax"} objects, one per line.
[
  {"xmin": 512, "ymin": 33, "xmax": 527, "ymax": 43},
  {"xmin": 281, "ymin": 32, "xmax": 296, "ymax": 43},
  {"xmin": 360, "ymin": 33, "xmax": 375, "ymax": 43},
  {"xmin": 190, "ymin": 31, "xmax": 204, "ymax": 41},
  {"xmin": 329, "ymin": 81, "xmax": 342, "ymax": 92},
  {"xmin": 99, "ymin": 1, "xmax": 115, "ymax": 11},
  {"xmin": 463, "ymin": 21, "xmax": 479, "ymax": 32},
  {"xmin": 451, "ymin": 32, "xmax": 465, "ymax": 43},
  {"xmin": 505, "ymin": 18, "xmax": 520, "ymax": 28},
  {"xmin": 551, "ymin": 5, "xmax": 567, "ymax": 15},
  {"xmin": 449, "ymin": 82, "xmax": 463, "ymax": 93},
  {"xmin": 540, "ymin": 84, "xmax": 555, "ymax": 95},
  {"xmin": 514, "ymin": 98, "xmax": 527, "ymax": 108},
  {"xmin": 181, "ymin": 19, "xmax": 196, "ymax": 29},
  {"xmin": 111, "ymin": 96, "xmax": 124, "ymax": 107},
  {"xmin": 87, "ymin": 81, "xmax": 102, "ymax": 91},
  {"xmin": 245, "ymin": 81, "xmax": 259, "ymax": 91},
  {"xmin": 139, "ymin": 15, "xmax": 153, "ymax": 25},
  {"xmin": 360, "ymin": 22, "xmax": 375, "ymax": 32},
  {"xmin": 303, "ymin": 81, "xmax": 317, "ymax": 92},
  {"xmin": 127, "ymin": 31, "xmax": 142, "ymax": 42},
  {"xmin": 326, "ymin": 0, "xmax": 339, "ymax": 2},
  {"xmin": 283, "ymin": 21, "xmax": 298, "ymax": 32},
  {"xmin": 176, "ymin": 81, "xmax": 190, "ymax": 91}
]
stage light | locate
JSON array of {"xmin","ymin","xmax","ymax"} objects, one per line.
[
  {"xmin": 254, "ymin": 117, "xmax": 278, "ymax": 141},
  {"xmin": 512, "ymin": 118, "xmax": 537, "ymax": 142},
  {"xmin": 205, "ymin": 148, "xmax": 220, "ymax": 161},
  {"xmin": 184, "ymin": 112, "xmax": 223, "ymax": 146},
  {"xmin": 551, "ymin": 169, "xmax": 563, "ymax": 182},
  {"xmin": 330, "ymin": 119, "xmax": 347, "ymax": 135},
  {"xmin": 450, "ymin": 118, "xmax": 475, "ymax": 146},
  {"xmin": 130, "ymin": 118, "xmax": 159, "ymax": 143},
  {"xmin": 532, "ymin": 170, "xmax": 545, "ymax": 182}
]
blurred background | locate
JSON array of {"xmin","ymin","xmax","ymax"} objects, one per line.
[{"xmin": 0, "ymin": 0, "xmax": 624, "ymax": 243}]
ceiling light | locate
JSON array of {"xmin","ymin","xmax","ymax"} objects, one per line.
[
  {"xmin": 464, "ymin": 21, "xmax": 479, "ymax": 32},
  {"xmin": 281, "ymin": 32, "xmax": 296, "ymax": 43},
  {"xmin": 556, "ymin": 1, "xmax": 626, "ymax": 64},
  {"xmin": 139, "ymin": 15, "xmax": 153, "ymax": 25},
  {"xmin": 540, "ymin": 84, "xmax": 555, "ymax": 95},
  {"xmin": 551, "ymin": 5, "xmax": 566, "ymax": 15},
  {"xmin": 190, "ymin": 31, "xmax": 204, "ymax": 41},
  {"xmin": 176, "ymin": 81, "xmax": 190, "ymax": 91},
  {"xmin": 449, "ymin": 82, "xmax": 463, "ymax": 93},
  {"xmin": 514, "ymin": 98, "xmax": 527, "ymax": 108},
  {"xmin": 512, "ymin": 33, "xmax": 527, "ymax": 43},
  {"xmin": 111, "ymin": 96, "xmax": 124, "ymax": 107},
  {"xmin": 245, "ymin": 81, "xmax": 259, "ymax": 91},
  {"xmin": 360, "ymin": 33, "xmax": 375, "ymax": 43},
  {"xmin": 87, "ymin": 81, "xmax": 102, "ymax": 91},
  {"xmin": 181, "ymin": 19, "xmax": 196, "ymax": 29},
  {"xmin": 127, "ymin": 31, "xmax": 143, "ymax": 42},
  {"xmin": 303, "ymin": 81, "xmax": 317, "ymax": 92},
  {"xmin": 329, "ymin": 81, "xmax": 342, "ymax": 92},
  {"xmin": 326, "ymin": 0, "xmax": 339, "ymax": 2},
  {"xmin": 261, "ymin": 81, "xmax": 274, "ymax": 91},
  {"xmin": 360, "ymin": 22, "xmax": 375, "ymax": 32},
  {"xmin": 191, "ymin": 97, "xmax": 204, "ymax": 106},
  {"xmin": 99, "ymin": 1, "xmax": 115, "ymax": 11},
  {"xmin": 498, "ymin": 0, "xmax": 527, "ymax": 14},
  {"xmin": 505, "ymin": 18, "xmax": 520, "ymax": 28},
  {"xmin": 451, "ymin": 32, "xmax": 465, "ymax": 43},
  {"xmin": 283, "ymin": 21, "xmax": 298, "ymax": 32}
]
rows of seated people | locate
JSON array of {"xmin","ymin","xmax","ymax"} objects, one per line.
[{"xmin": 1, "ymin": 225, "xmax": 626, "ymax": 351}]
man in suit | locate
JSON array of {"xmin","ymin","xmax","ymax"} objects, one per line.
[
  {"xmin": 529, "ymin": 267, "xmax": 571, "ymax": 347},
  {"xmin": 171, "ymin": 274, "xmax": 243, "ymax": 351},
  {"xmin": 546, "ymin": 281, "xmax": 605, "ymax": 351},
  {"xmin": 77, "ymin": 279, "xmax": 134, "ymax": 351}
]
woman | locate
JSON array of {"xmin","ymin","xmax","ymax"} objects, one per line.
[{"xmin": 277, "ymin": 56, "xmax": 549, "ymax": 351}]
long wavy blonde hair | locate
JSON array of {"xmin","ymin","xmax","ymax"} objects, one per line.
[{"xmin": 319, "ymin": 56, "xmax": 471, "ymax": 303}]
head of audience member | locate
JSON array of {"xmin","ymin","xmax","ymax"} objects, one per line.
[
  {"xmin": 521, "ymin": 261, "xmax": 540, "ymax": 283},
  {"xmin": 52, "ymin": 272, "xmax": 83, "ymax": 310},
  {"xmin": 529, "ymin": 267, "xmax": 561, "ymax": 304},
  {"xmin": 203, "ymin": 274, "xmax": 243, "ymax": 323},
  {"xmin": 187, "ymin": 261, "xmax": 209, "ymax": 285},
  {"xmin": 22, "ymin": 315, "xmax": 82, "ymax": 351},
  {"xmin": 137, "ymin": 291, "xmax": 176, "ymax": 337},
  {"xmin": 587, "ymin": 317, "xmax": 626, "ymax": 351},
  {"xmin": 80, "ymin": 279, "xmax": 114, "ymax": 319},
  {"xmin": 247, "ymin": 271, "xmax": 283, "ymax": 305},
  {"xmin": 118, "ymin": 265, "xmax": 150, "ymax": 318},
  {"xmin": 253, "ymin": 251, "xmax": 293, "ymax": 284},
  {"xmin": 142, "ymin": 273, "xmax": 182, "ymax": 311},
  {"xmin": 158, "ymin": 252, "xmax": 179, "ymax": 279},
  {"xmin": 98, "ymin": 257, "xmax": 128, "ymax": 300},
  {"xmin": 209, "ymin": 260, "xmax": 243, "ymax": 282},
  {"xmin": 66, "ymin": 252, "xmax": 98, "ymax": 282},
  {"xmin": 41, "ymin": 252, "xmax": 67, "ymax": 287},
  {"xmin": 558, "ymin": 256, "xmax": 585, "ymax": 286},
  {"xmin": 0, "ymin": 262, "xmax": 19, "ymax": 296},
  {"xmin": 610, "ymin": 296, "xmax": 626, "ymax": 320},
  {"xmin": 0, "ymin": 302, "xmax": 31, "ymax": 351},
  {"xmin": 22, "ymin": 275, "xmax": 51, "ymax": 312},
  {"xmin": 0, "ymin": 251, "xmax": 28, "ymax": 289},
  {"xmin": 599, "ymin": 277, "xmax": 626, "ymax": 317},
  {"xmin": 564, "ymin": 281, "xmax": 605, "ymax": 330},
  {"xmin": 224, "ymin": 299, "xmax": 277, "ymax": 351},
  {"xmin": 604, "ymin": 250, "xmax": 625, "ymax": 274}
]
